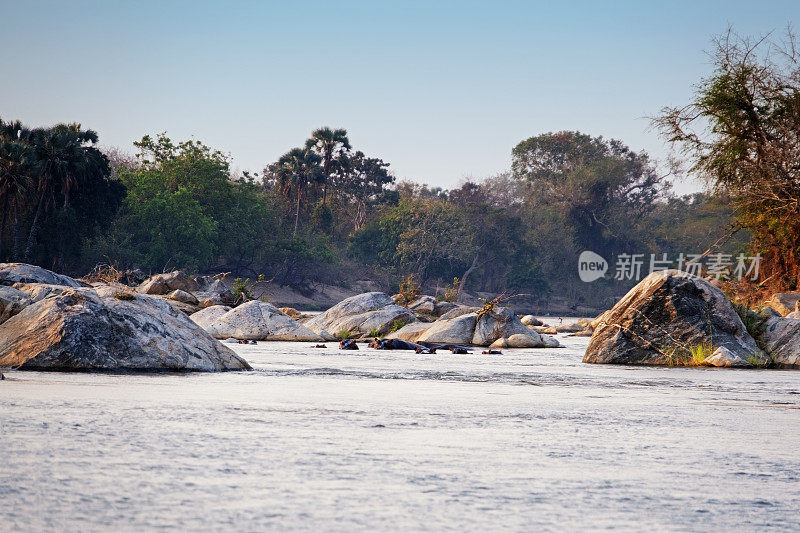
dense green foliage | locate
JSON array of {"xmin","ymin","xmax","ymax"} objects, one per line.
[
  {"xmin": 1, "ymin": 120, "xmax": 739, "ymax": 306},
  {"xmin": 656, "ymin": 29, "xmax": 800, "ymax": 290},
  {"xmin": 0, "ymin": 119, "xmax": 124, "ymax": 270}
]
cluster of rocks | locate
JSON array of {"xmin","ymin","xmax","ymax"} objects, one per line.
[
  {"xmin": 0, "ymin": 263, "xmax": 250, "ymax": 372},
  {"xmin": 383, "ymin": 296, "xmax": 559, "ymax": 348},
  {"xmin": 583, "ymin": 269, "xmax": 800, "ymax": 369},
  {"xmin": 136, "ymin": 271, "xmax": 235, "ymax": 313}
]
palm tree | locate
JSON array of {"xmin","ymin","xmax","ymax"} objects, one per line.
[
  {"xmin": 23, "ymin": 123, "xmax": 106, "ymax": 261},
  {"xmin": 305, "ymin": 127, "xmax": 350, "ymax": 205},
  {"xmin": 0, "ymin": 138, "xmax": 36, "ymax": 260},
  {"xmin": 0, "ymin": 119, "xmax": 38, "ymax": 260},
  {"xmin": 275, "ymin": 147, "xmax": 323, "ymax": 236}
]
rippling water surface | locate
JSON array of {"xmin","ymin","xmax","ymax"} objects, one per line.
[{"xmin": 2, "ymin": 336, "xmax": 800, "ymax": 531}]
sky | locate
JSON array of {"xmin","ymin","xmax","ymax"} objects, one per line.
[{"xmin": 2, "ymin": 1, "xmax": 799, "ymax": 194}]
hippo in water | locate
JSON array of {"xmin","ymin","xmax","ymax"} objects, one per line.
[
  {"xmin": 368, "ymin": 338, "xmax": 427, "ymax": 351},
  {"xmin": 418, "ymin": 343, "xmax": 472, "ymax": 354},
  {"xmin": 482, "ymin": 349, "xmax": 502, "ymax": 355},
  {"xmin": 339, "ymin": 339, "xmax": 359, "ymax": 350}
]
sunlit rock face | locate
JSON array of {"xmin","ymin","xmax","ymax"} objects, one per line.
[
  {"xmin": 584, "ymin": 270, "xmax": 766, "ymax": 366},
  {"xmin": 304, "ymin": 292, "xmax": 416, "ymax": 337},
  {"xmin": 196, "ymin": 300, "xmax": 323, "ymax": 341}
]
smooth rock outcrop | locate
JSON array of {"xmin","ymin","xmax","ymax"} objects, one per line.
[
  {"xmin": 201, "ymin": 300, "xmax": 323, "ymax": 341},
  {"xmin": 762, "ymin": 317, "xmax": 800, "ymax": 368},
  {"xmin": 304, "ymin": 292, "xmax": 415, "ymax": 337},
  {"xmin": 168, "ymin": 289, "xmax": 199, "ymax": 305},
  {"xmin": 0, "ymin": 263, "xmax": 82, "ymax": 287},
  {"xmin": 0, "ymin": 286, "xmax": 32, "ymax": 324},
  {"xmin": 506, "ymin": 333, "xmax": 545, "ymax": 348},
  {"xmin": 417, "ymin": 313, "xmax": 477, "ymax": 344},
  {"xmin": 584, "ymin": 270, "xmax": 766, "ymax": 366},
  {"xmin": 702, "ymin": 346, "xmax": 753, "ymax": 368},
  {"xmin": 189, "ymin": 305, "xmax": 233, "ymax": 329},
  {"xmin": 472, "ymin": 307, "xmax": 536, "ymax": 346},
  {"xmin": 138, "ymin": 270, "xmax": 199, "ymax": 295},
  {"xmin": 520, "ymin": 315, "xmax": 543, "ymax": 326},
  {"xmin": 0, "ymin": 285, "xmax": 249, "ymax": 372},
  {"xmin": 12, "ymin": 282, "xmax": 72, "ymax": 303},
  {"xmin": 385, "ymin": 322, "xmax": 433, "ymax": 342}
]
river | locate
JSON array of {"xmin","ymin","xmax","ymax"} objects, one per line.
[{"xmin": 2, "ymin": 335, "xmax": 799, "ymax": 531}]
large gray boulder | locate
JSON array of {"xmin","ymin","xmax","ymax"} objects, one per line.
[
  {"xmin": 138, "ymin": 270, "xmax": 199, "ymax": 295},
  {"xmin": 200, "ymin": 300, "xmax": 323, "ymax": 341},
  {"xmin": 385, "ymin": 322, "xmax": 433, "ymax": 342},
  {"xmin": 0, "ymin": 263, "xmax": 82, "ymax": 288},
  {"xmin": 762, "ymin": 317, "xmax": 800, "ymax": 368},
  {"xmin": 584, "ymin": 270, "xmax": 766, "ymax": 366},
  {"xmin": 0, "ymin": 285, "xmax": 249, "ymax": 372},
  {"xmin": 304, "ymin": 292, "xmax": 415, "ymax": 337},
  {"xmin": 472, "ymin": 307, "xmax": 536, "ymax": 346},
  {"xmin": 0, "ymin": 286, "xmax": 31, "ymax": 324},
  {"xmin": 417, "ymin": 313, "xmax": 477, "ymax": 344},
  {"xmin": 189, "ymin": 305, "xmax": 233, "ymax": 329}
]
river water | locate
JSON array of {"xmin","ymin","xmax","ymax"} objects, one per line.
[{"xmin": 2, "ymin": 335, "xmax": 799, "ymax": 531}]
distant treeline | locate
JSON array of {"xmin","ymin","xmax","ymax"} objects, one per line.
[{"xmin": 0, "ymin": 117, "xmax": 743, "ymax": 306}]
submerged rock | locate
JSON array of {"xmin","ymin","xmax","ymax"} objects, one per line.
[
  {"xmin": 304, "ymin": 292, "xmax": 415, "ymax": 337},
  {"xmin": 584, "ymin": 270, "xmax": 766, "ymax": 366},
  {"xmin": 200, "ymin": 300, "xmax": 323, "ymax": 341},
  {"xmin": 0, "ymin": 285, "xmax": 249, "ymax": 372},
  {"xmin": 0, "ymin": 263, "xmax": 82, "ymax": 288}
]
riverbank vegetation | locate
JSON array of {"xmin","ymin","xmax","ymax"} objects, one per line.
[
  {"xmin": 3, "ymin": 27, "xmax": 795, "ymax": 309},
  {"xmin": 0, "ymin": 123, "xmax": 742, "ymax": 309}
]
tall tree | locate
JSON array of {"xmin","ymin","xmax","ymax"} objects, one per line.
[
  {"xmin": 655, "ymin": 28, "xmax": 800, "ymax": 289},
  {"xmin": 0, "ymin": 133, "xmax": 36, "ymax": 260},
  {"xmin": 512, "ymin": 131, "xmax": 670, "ymax": 258},
  {"xmin": 305, "ymin": 127, "xmax": 350, "ymax": 206},
  {"xmin": 23, "ymin": 123, "xmax": 109, "ymax": 261},
  {"xmin": 275, "ymin": 147, "xmax": 323, "ymax": 236}
]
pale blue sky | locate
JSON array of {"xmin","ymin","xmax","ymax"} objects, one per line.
[{"xmin": 2, "ymin": 1, "xmax": 798, "ymax": 192}]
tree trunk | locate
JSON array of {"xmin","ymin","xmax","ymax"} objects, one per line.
[
  {"xmin": 457, "ymin": 254, "xmax": 480, "ymax": 303},
  {"xmin": 13, "ymin": 200, "xmax": 21, "ymax": 261},
  {"xmin": 0, "ymin": 197, "xmax": 8, "ymax": 260},
  {"xmin": 24, "ymin": 194, "xmax": 45, "ymax": 261},
  {"xmin": 293, "ymin": 188, "xmax": 301, "ymax": 236}
]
